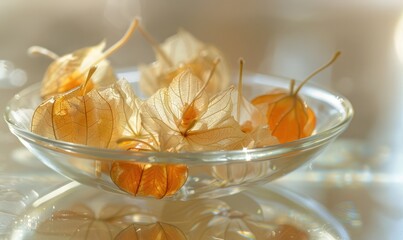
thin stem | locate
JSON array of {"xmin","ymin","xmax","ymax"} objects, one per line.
[
  {"xmin": 81, "ymin": 18, "xmax": 139, "ymax": 75},
  {"xmin": 294, "ymin": 51, "xmax": 341, "ymax": 95},
  {"xmin": 82, "ymin": 66, "xmax": 97, "ymax": 94},
  {"xmin": 27, "ymin": 46, "xmax": 59, "ymax": 60},
  {"xmin": 138, "ymin": 25, "xmax": 173, "ymax": 67},
  {"xmin": 197, "ymin": 58, "xmax": 220, "ymax": 96},
  {"xmin": 181, "ymin": 58, "xmax": 220, "ymax": 135},
  {"xmin": 237, "ymin": 58, "xmax": 245, "ymax": 122},
  {"xmin": 98, "ymin": 19, "xmax": 139, "ymax": 65},
  {"xmin": 289, "ymin": 79, "xmax": 295, "ymax": 95}
]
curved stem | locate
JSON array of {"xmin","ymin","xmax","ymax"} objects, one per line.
[
  {"xmin": 289, "ymin": 79, "xmax": 295, "ymax": 95},
  {"xmin": 237, "ymin": 58, "xmax": 245, "ymax": 122},
  {"xmin": 198, "ymin": 58, "xmax": 220, "ymax": 95},
  {"xmin": 82, "ymin": 66, "xmax": 97, "ymax": 94},
  {"xmin": 27, "ymin": 46, "xmax": 59, "ymax": 60},
  {"xmin": 81, "ymin": 18, "xmax": 139, "ymax": 74},
  {"xmin": 98, "ymin": 19, "xmax": 139, "ymax": 64},
  {"xmin": 181, "ymin": 58, "xmax": 220, "ymax": 135},
  {"xmin": 138, "ymin": 25, "xmax": 173, "ymax": 67},
  {"xmin": 294, "ymin": 51, "xmax": 341, "ymax": 95}
]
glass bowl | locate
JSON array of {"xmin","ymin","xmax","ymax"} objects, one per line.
[{"xmin": 4, "ymin": 73, "xmax": 353, "ymax": 200}]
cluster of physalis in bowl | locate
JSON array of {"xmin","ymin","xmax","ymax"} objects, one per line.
[{"xmin": 5, "ymin": 19, "xmax": 352, "ymax": 200}]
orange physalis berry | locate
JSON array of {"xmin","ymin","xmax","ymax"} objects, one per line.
[
  {"xmin": 110, "ymin": 161, "xmax": 188, "ymax": 199},
  {"xmin": 252, "ymin": 52, "xmax": 341, "ymax": 143}
]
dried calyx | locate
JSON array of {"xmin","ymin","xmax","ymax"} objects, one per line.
[
  {"xmin": 251, "ymin": 51, "xmax": 341, "ymax": 143},
  {"xmin": 28, "ymin": 19, "xmax": 341, "ymax": 198}
]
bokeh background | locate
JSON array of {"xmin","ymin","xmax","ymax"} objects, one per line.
[
  {"xmin": 1, "ymin": 1, "xmax": 403, "ymax": 239},
  {"xmin": 2, "ymin": 0, "xmax": 403, "ymax": 143}
]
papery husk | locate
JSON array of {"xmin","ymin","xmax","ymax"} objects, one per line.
[
  {"xmin": 141, "ymin": 70, "xmax": 246, "ymax": 152},
  {"xmin": 139, "ymin": 30, "xmax": 230, "ymax": 97},
  {"xmin": 32, "ymin": 79, "xmax": 140, "ymax": 149},
  {"xmin": 40, "ymin": 41, "xmax": 117, "ymax": 100}
]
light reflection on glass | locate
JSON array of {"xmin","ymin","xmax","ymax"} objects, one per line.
[
  {"xmin": 32, "ymin": 182, "xmax": 80, "ymax": 208},
  {"xmin": 236, "ymin": 230, "xmax": 255, "ymax": 239},
  {"xmin": 242, "ymin": 148, "xmax": 252, "ymax": 161},
  {"xmin": 0, "ymin": 60, "xmax": 27, "ymax": 88},
  {"xmin": 333, "ymin": 201, "xmax": 362, "ymax": 229}
]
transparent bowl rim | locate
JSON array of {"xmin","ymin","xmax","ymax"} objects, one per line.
[{"xmin": 4, "ymin": 74, "xmax": 354, "ymax": 165}]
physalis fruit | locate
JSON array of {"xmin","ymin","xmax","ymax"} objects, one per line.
[
  {"xmin": 29, "ymin": 19, "xmax": 138, "ymax": 99},
  {"xmin": 252, "ymin": 52, "xmax": 341, "ymax": 143}
]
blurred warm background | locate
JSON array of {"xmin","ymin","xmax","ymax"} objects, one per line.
[
  {"xmin": 2, "ymin": 0, "xmax": 403, "ymax": 142},
  {"xmin": 2, "ymin": 1, "xmax": 403, "ymax": 239}
]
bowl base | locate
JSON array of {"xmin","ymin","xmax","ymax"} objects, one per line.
[{"xmin": 9, "ymin": 182, "xmax": 349, "ymax": 240}]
